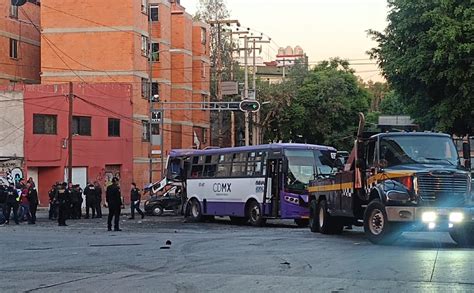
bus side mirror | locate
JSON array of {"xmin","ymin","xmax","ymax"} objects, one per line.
[{"xmin": 463, "ymin": 142, "xmax": 471, "ymax": 169}]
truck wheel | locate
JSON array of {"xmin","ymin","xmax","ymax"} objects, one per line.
[
  {"xmin": 316, "ymin": 199, "xmax": 343, "ymax": 234},
  {"xmin": 309, "ymin": 200, "xmax": 319, "ymax": 232},
  {"xmin": 450, "ymin": 225, "xmax": 474, "ymax": 247},
  {"xmin": 247, "ymin": 201, "xmax": 266, "ymax": 227},
  {"xmin": 188, "ymin": 199, "xmax": 202, "ymax": 222},
  {"xmin": 364, "ymin": 199, "xmax": 401, "ymax": 245},
  {"xmin": 294, "ymin": 218, "xmax": 309, "ymax": 227}
]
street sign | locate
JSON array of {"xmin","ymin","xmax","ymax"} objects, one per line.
[
  {"xmin": 151, "ymin": 111, "xmax": 161, "ymax": 123},
  {"xmin": 221, "ymin": 81, "xmax": 238, "ymax": 96}
]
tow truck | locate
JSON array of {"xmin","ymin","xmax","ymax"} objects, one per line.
[{"xmin": 308, "ymin": 113, "xmax": 473, "ymax": 245}]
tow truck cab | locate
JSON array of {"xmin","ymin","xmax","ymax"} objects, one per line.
[{"xmin": 308, "ymin": 119, "xmax": 473, "ymax": 245}]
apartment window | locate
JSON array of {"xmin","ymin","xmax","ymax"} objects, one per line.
[
  {"xmin": 150, "ymin": 4, "xmax": 159, "ymax": 21},
  {"xmin": 141, "ymin": 35, "xmax": 149, "ymax": 56},
  {"xmin": 108, "ymin": 118, "xmax": 120, "ymax": 137},
  {"xmin": 201, "ymin": 61, "xmax": 206, "ymax": 78},
  {"xmin": 142, "ymin": 121, "xmax": 150, "ymax": 141},
  {"xmin": 10, "ymin": 5, "xmax": 18, "ymax": 19},
  {"xmin": 33, "ymin": 114, "xmax": 57, "ymax": 135},
  {"xmin": 151, "ymin": 43, "xmax": 159, "ymax": 61},
  {"xmin": 141, "ymin": 0, "xmax": 148, "ymax": 14},
  {"xmin": 141, "ymin": 78, "xmax": 150, "ymax": 99},
  {"xmin": 151, "ymin": 82, "xmax": 159, "ymax": 100},
  {"xmin": 10, "ymin": 39, "xmax": 18, "ymax": 59},
  {"xmin": 201, "ymin": 27, "xmax": 207, "ymax": 45},
  {"xmin": 72, "ymin": 116, "xmax": 92, "ymax": 136}
]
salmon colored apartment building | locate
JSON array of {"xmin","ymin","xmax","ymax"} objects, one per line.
[
  {"xmin": 0, "ymin": 0, "xmax": 40, "ymax": 84},
  {"xmin": 0, "ymin": 0, "xmax": 211, "ymax": 200},
  {"xmin": 40, "ymin": 0, "xmax": 210, "ymax": 188}
]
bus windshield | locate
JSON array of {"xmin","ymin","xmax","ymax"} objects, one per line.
[
  {"xmin": 380, "ymin": 135, "xmax": 459, "ymax": 168},
  {"xmin": 285, "ymin": 149, "xmax": 315, "ymax": 193}
]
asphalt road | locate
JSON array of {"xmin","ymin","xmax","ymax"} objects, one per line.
[{"xmin": 1, "ymin": 211, "xmax": 474, "ymax": 293}]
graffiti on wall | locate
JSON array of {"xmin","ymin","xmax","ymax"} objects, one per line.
[
  {"xmin": 0, "ymin": 159, "xmax": 24, "ymax": 186},
  {"xmin": 95, "ymin": 165, "xmax": 121, "ymax": 187}
]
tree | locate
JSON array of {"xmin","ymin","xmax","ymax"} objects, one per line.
[
  {"xmin": 260, "ymin": 58, "xmax": 369, "ymax": 150},
  {"xmin": 368, "ymin": 0, "xmax": 473, "ymax": 135},
  {"xmin": 194, "ymin": 0, "xmax": 233, "ymax": 146},
  {"xmin": 379, "ymin": 90, "xmax": 409, "ymax": 115}
]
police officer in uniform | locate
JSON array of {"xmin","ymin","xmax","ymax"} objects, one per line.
[
  {"xmin": 57, "ymin": 182, "xmax": 69, "ymax": 226},
  {"xmin": 5, "ymin": 183, "xmax": 19, "ymax": 225},
  {"xmin": 94, "ymin": 181, "xmax": 103, "ymax": 218},
  {"xmin": 129, "ymin": 182, "xmax": 145, "ymax": 220},
  {"xmin": 48, "ymin": 183, "xmax": 59, "ymax": 220},
  {"xmin": 27, "ymin": 184, "xmax": 39, "ymax": 224},
  {"xmin": 84, "ymin": 182, "xmax": 96, "ymax": 219},
  {"xmin": 106, "ymin": 177, "xmax": 122, "ymax": 231}
]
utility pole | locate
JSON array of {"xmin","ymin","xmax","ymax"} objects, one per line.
[
  {"xmin": 229, "ymin": 29, "xmax": 249, "ymax": 147},
  {"xmin": 207, "ymin": 19, "xmax": 240, "ymax": 147},
  {"xmin": 67, "ymin": 81, "xmax": 73, "ymax": 184},
  {"xmin": 243, "ymin": 35, "xmax": 250, "ymax": 146},
  {"xmin": 246, "ymin": 36, "xmax": 270, "ymax": 145}
]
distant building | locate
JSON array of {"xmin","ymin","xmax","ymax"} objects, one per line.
[{"xmin": 256, "ymin": 45, "xmax": 308, "ymax": 84}]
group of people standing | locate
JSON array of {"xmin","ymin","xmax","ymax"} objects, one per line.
[
  {"xmin": 1, "ymin": 176, "xmax": 146, "ymax": 232},
  {"xmin": 0, "ymin": 178, "xmax": 39, "ymax": 225},
  {"xmin": 48, "ymin": 181, "xmax": 103, "ymax": 226}
]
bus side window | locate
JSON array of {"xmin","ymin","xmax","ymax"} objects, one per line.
[
  {"xmin": 232, "ymin": 152, "xmax": 247, "ymax": 177},
  {"xmin": 190, "ymin": 156, "xmax": 203, "ymax": 178},
  {"xmin": 203, "ymin": 155, "xmax": 218, "ymax": 177}
]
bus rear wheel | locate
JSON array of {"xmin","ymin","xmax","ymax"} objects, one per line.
[
  {"xmin": 188, "ymin": 199, "xmax": 202, "ymax": 222},
  {"xmin": 247, "ymin": 201, "xmax": 266, "ymax": 227}
]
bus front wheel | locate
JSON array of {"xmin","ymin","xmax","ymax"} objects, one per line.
[
  {"xmin": 247, "ymin": 201, "xmax": 266, "ymax": 227},
  {"xmin": 188, "ymin": 199, "xmax": 202, "ymax": 222}
]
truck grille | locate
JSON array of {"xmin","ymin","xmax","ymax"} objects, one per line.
[{"xmin": 417, "ymin": 172, "xmax": 469, "ymax": 206}]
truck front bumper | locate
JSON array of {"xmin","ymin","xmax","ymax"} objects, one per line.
[{"xmin": 386, "ymin": 206, "xmax": 474, "ymax": 231}]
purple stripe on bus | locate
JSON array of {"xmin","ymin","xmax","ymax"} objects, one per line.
[{"xmin": 201, "ymin": 200, "xmax": 308, "ymax": 219}]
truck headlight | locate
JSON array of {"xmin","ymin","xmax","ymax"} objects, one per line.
[
  {"xmin": 422, "ymin": 211, "xmax": 437, "ymax": 223},
  {"xmin": 449, "ymin": 212, "xmax": 464, "ymax": 223}
]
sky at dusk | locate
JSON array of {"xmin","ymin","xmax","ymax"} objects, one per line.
[{"xmin": 181, "ymin": 0, "xmax": 389, "ymax": 82}]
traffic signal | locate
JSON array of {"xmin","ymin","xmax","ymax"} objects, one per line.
[
  {"xmin": 239, "ymin": 100, "xmax": 260, "ymax": 112},
  {"xmin": 11, "ymin": 0, "xmax": 27, "ymax": 6}
]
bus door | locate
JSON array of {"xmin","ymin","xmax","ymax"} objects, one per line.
[{"xmin": 264, "ymin": 158, "xmax": 281, "ymax": 218}]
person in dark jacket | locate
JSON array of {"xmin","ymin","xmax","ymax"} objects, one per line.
[
  {"xmin": 70, "ymin": 184, "xmax": 83, "ymax": 219},
  {"xmin": 19, "ymin": 185, "xmax": 32, "ymax": 224},
  {"xmin": 129, "ymin": 182, "xmax": 145, "ymax": 220},
  {"xmin": 48, "ymin": 183, "xmax": 59, "ymax": 220},
  {"xmin": 94, "ymin": 181, "xmax": 103, "ymax": 218},
  {"xmin": 0, "ymin": 184, "xmax": 7, "ymax": 224},
  {"xmin": 27, "ymin": 184, "xmax": 39, "ymax": 224},
  {"xmin": 84, "ymin": 182, "xmax": 96, "ymax": 219},
  {"xmin": 106, "ymin": 177, "xmax": 122, "ymax": 231},
  {"xmin": 4, "ymin": 183, "xmax": 19, "ymax": 225},
  {"xmin": 57, "ymin": 182, "xmax": 70, "ymax": 226}
]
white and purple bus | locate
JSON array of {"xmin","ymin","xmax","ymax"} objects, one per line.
[{"xmin": 165, "ymin": 144, "xmax": 337, "ymax": 226}]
